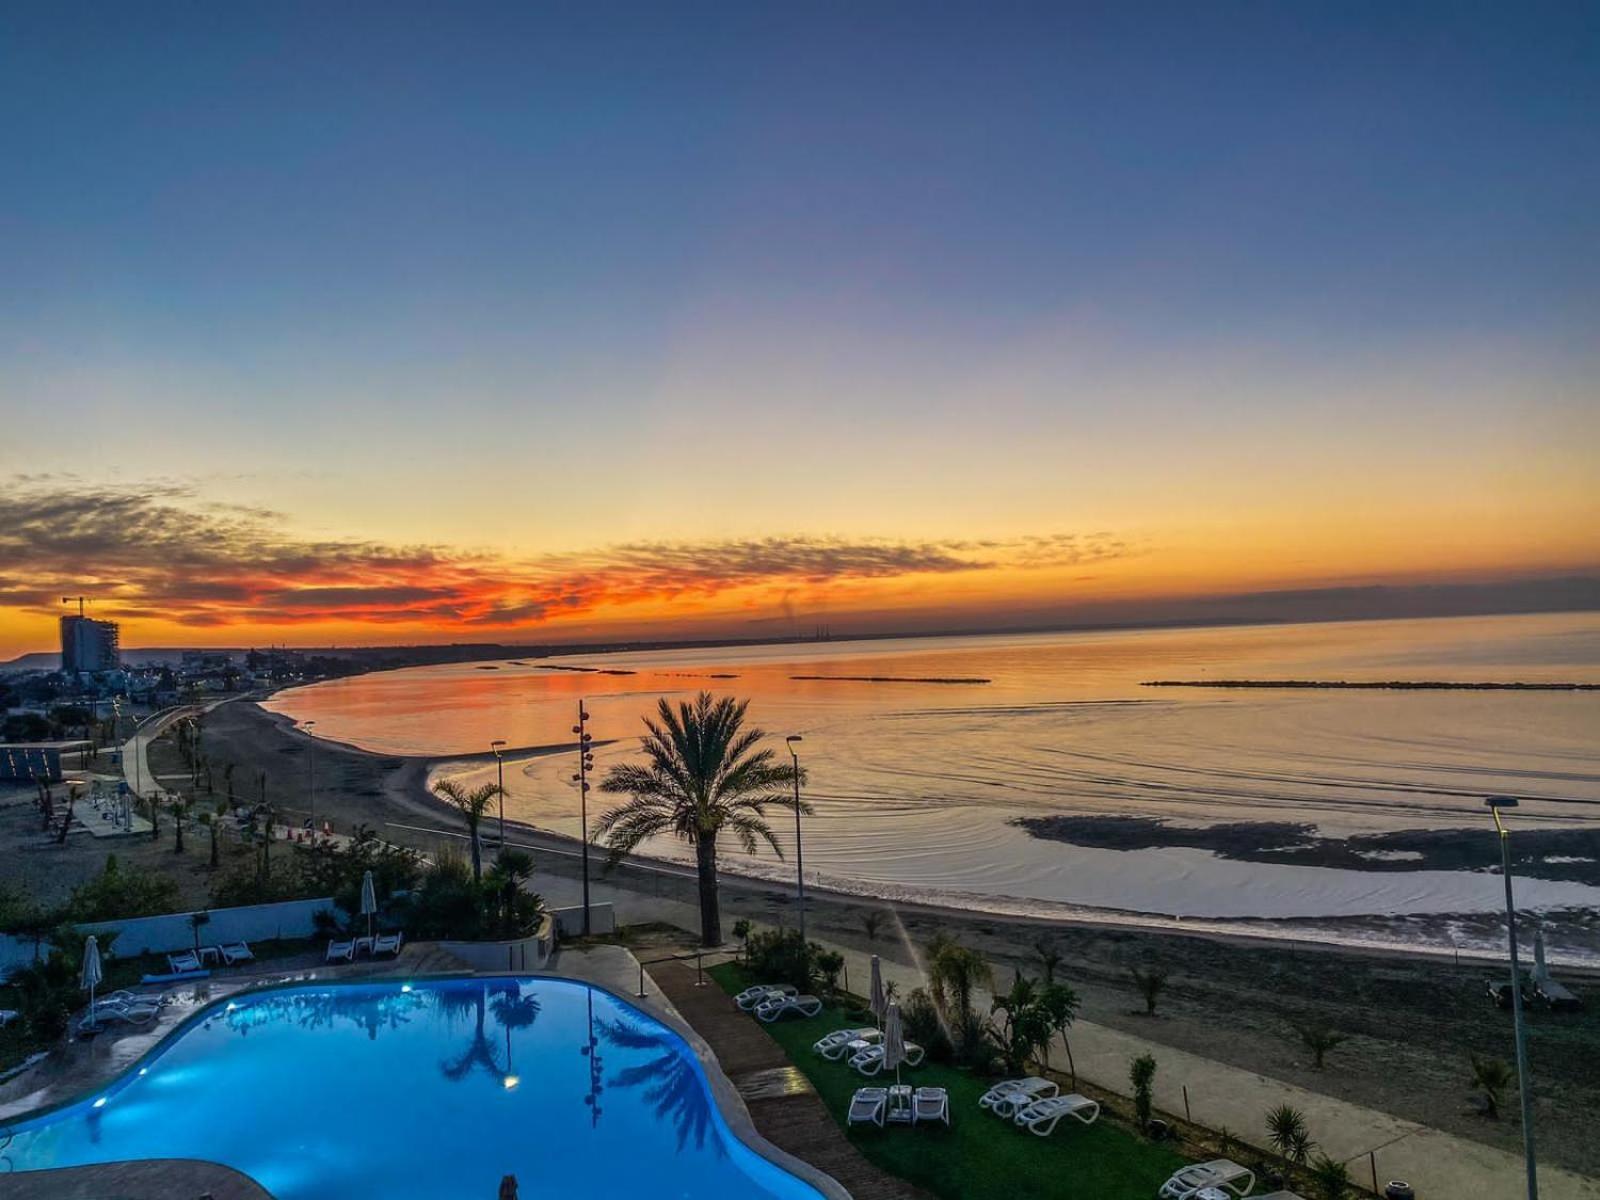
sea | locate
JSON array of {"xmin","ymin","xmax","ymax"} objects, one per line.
[{"xmin": 263, "ymin": 612, "xmax": 1600, "ymax": 958}]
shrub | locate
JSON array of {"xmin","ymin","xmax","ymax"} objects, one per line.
[
  {"xmin": 1293, "ymin": 1019, "xmax": 1349, "ymax": 1070},
  {"xmin": 67, "ymin": 855, "xmax": 181, "ymax": 922},
  {"xmin": 1130, "ymin": 1052, "xmax": 1157, "ymax": 1130},
  {"xmin": 745, "ymin": 929, "xmax": 818, "ymax": 991},
  {"xmin": 901, "ymin": 986, "xmax": 954, "ymax": 1063},
  {"xmin": 1130, "ymin": 965, "xmax": 1168, "ymax": 1016},
  {"xmin": 1469, "ymin": 1054, "xmax": 1514, "ymax": 1119},
  {"xmin": 1308, "ymin": 1153, "xmax": 1351, "ymax": 1200},
  {"xmin": 1266, "ymin": 1104, "xmax": 1312, "ymax": 1164}
]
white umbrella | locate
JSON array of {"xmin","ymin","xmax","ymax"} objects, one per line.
[
  {"xmin": 869, "ymin": 954, "xmax": 886, "ymax": 1028},
  {"xmin": 360, "ymin": 869, "xmax": 378, "ymax": 940},
  {"xmin": 81, "ymin": 935, "xmax": 104, "ymax": 1029},
  {"xmin": 882, "ymin": 1000, "xmax": 906, "ymax": 1087}
]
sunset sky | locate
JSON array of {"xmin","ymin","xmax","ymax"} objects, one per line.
[{"xmin": 1, "ymin": 2, "xmax": 1596, "ymax": 659}]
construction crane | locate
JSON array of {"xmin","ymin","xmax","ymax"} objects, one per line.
[{"xmin": 61, "ymin": 595, "xmax": 88, "ymax": 617}]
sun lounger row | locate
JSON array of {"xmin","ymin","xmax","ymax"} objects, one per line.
[
  {"xmin": 849, "ymin": 1040, "xmax": 924, "ymax": 1075},
  {"xmin": 813, "ymin": 1027, "xmax": 880, "ymax": 1059},
  {"xmin": 167, "ymin": 941, "xmax": 255, "ymax": 974},
  {"xmin": 734, "ymin": 983, "xmax": 796, "ymax": 1010},
  {"xmin": 326, "ymin": 932, "xmax": 403, "ymax": 962},
  {"xmin": 754, "ymin": 992, "xmax": 822, "ymax": 1022},
  {"xmin": 1159, "ymin": 1159, "xmax": 1256, "ymax": 1200},
  {"xmin": 978, "ymin": 1076, "xmax": 1099, "ymax": 1135},
  {"xmin": 848, "ymin": 1085, "xmax": 949, "ymax": 1128}
]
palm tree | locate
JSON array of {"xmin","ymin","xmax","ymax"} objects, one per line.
[
  {"xmin": 1130, "ymin": 965, "xmax": 1168, "ymax": 1016},
  {"xmin": 1041, "ymin": 980, "xmax": 1081, "ymax": 1082},
  {"xmin": 1307, "ymin": 1153, "xmax": 1351, "ymax": 1200},
  {"xmin": 926, "ymin": 933, "xmax": 992, "ymax": 1059},
  {"xmin": 593, "ymin": 693, "xmax": 804, "ymax": 946},
  {"xmin": 1293, "ymin": 1019, "xmax": 1349, "ymax": 1070},
  {"xmin": 1266, "ymin": 1103, "xmax": 1311, "ymax": 1164},
  {"xmin": 432, "ymin": 779, "xmax": 505, "ymax": 882},
  {"xmin": 1470, "ymin": 1054, "xmax": 1514, "ymax": 1118}
]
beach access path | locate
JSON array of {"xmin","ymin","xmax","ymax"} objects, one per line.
[{"xmin": 536, "ymin": 871, "xmax": 1600, "ymax": 1200}]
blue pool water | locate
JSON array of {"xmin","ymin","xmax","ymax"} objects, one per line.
[{"xmin": 0, "ymin": 977, "xmax": 826, "ymax": 1199}]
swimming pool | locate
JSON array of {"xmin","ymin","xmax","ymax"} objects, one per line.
[{"xmin": 0, "ymin": 977, "xmax": 829, "ymax": 1199}]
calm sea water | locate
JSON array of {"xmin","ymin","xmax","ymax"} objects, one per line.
[{"xmin": 264, "ymin": 614, "xmax": 1600, "ymax": 924}]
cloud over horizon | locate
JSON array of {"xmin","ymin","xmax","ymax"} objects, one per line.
[{"xmin": 0, "ymin": 478, "xmax": 1131, "ymax": 633}]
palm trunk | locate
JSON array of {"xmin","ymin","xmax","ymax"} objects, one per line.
[
  {"xmin": 469, "ymin": 818, "xmax": 483, "ymax": 882},
  {"xmin": 695, "ymin": 833, "xmax": 721, "ymax": 946}
]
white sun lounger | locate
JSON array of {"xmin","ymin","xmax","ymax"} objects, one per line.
[
  {"xmin": 847, "ymin": 1086, "xmax": 888, "ymax": 1127},
  {"xmin": 81, "ymin": 998, "xmax": 162, "ymax": 1031},
  {"xmin": 849, "ymin": 1041, "xmax": 926, "ymax": 1075},
  {"xmin": 913, "ymin": 1086, "xmax": 950, "ymax": 1126},
  {"xmin": 1159, "ymin": 1159, "xmax": 1257, "ymax": 1200},
  {"xmin": 167, "ymin": 950, "xmax": 202, "ymax": 973},
  {"xmin": 736, "ymin": 983, "xmax": 797, "ymax": 1011},
  {"xmin": 218, "ymin": 941, "xmax": 254, "ymax": 965},
  {"xmin": 987, "ymin": 1076, "xmax": 1059, "ymax": 1117},
  {"xmin": 326, "ymin": 939, "xmax": 355, "ymax": 962},
  {"xmin": 373, "ymin": 932, "xmax": 404, "ymax": 956},
  {"xmin": 1013, "ymin": 1092, "xmax": 1100, "ymax": 1135},
  {"xmin": 755, "ymin": 993, "xmax": 822, "ymax": 1022},
  {"xmin": 0, "ymin": 1009, "xmax": 18, "ymax": 1028},
  {"xmin": 814, "ymin": 1027, "xmax": 879, "ymax": 1059}
]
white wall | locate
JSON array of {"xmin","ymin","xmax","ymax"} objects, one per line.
[
  {"xmin": 550, "ymin": 902, "xmax": 616, "ymax": 937},
  {"xmin": 76, "ymin": 896, "xmax": 337, "ymax": 957}
]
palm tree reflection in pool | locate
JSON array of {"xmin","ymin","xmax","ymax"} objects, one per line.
[
  {"xmin": 596, "ymin": 1012, "xmax": 720, "ymax": 1154},
  {"xmin": 221, "ymin": 988, "xmax": 426, "ymax": 1041},
  {"xmin": 440, "ymin": 981, "xmax": 540, "ymax": 1088}
]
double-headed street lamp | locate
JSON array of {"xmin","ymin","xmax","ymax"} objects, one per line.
[
  {"xmin": 786, "ymin": 735, "xmax": 806, "ymax": 942},
  {"xmin": 572, "ymin": 702, "xmax": 595, "ymax": 936},
  {"xmin": 491, "ymin": 740, "xmax": 508, "ymax": 848},
  {"xmin": 1486, "ymin": 794, "xmax": 1538, "ymax": 1200}
]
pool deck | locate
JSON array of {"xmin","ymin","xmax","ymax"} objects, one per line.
[{"xmin": 645, "ymin": 956, "xmax": 930, "ymax": 1200}]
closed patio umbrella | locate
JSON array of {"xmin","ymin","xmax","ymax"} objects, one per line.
[
  {"xmin": 360, "ymin": 869, "xmax": 378, "ymax": 941},
  {"xmin": 81, "ymin": 935, "xmax": 104, "ymax": 1030},
  {"xmin": 882, "ymin": 1000, "xmax": 906, "ymax": 1088},
  {"xmin": 869, "ymin": 954, "xmax": 886, "ymax": 1028}
]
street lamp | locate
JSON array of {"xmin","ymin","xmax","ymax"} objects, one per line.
[
  {"xmin": 572, "ymin": 702, "xmax": 594, "ymax": 936},
  {"xmin": 491, "ymin": 740, "xmax": 508, "ymax": 848},
  {"xmin": 1487, "ymin": 794, "xmax": 1538, "ymax": 1200},
  {"xmin": 304, "ymin": 720, "xmax": 317, "ymax": 834},
  {"xmin": 786, "ymin": 735, "xmax": 806, "ymax": 942}
]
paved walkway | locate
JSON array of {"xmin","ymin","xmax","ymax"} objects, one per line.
[
  {"xmin": 533, "ymin": 873, "xmax": 1599, "ymax": 1200},
  {"xmin": 649, "ymin": 956, "xmax": 928, "ymax": 1200}
]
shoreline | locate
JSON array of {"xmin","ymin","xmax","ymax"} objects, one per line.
[{"xmin": 233, "ymin": 697, "xmax": 1598, "ymax": 968}]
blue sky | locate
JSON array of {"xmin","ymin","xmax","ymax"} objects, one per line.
[{"xmin": 0, "ymin": 2, "xmax": 1595, "ymax": 650}]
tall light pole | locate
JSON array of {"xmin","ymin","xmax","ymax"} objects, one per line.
[
  {"xmin": 491, "ymin": 740, "xmax": 507, "ymax": 848},
  {"xmin": 572, "ymin": 701, "xmax": 594, "ymax": 935},
  {"xmin": 786, "ymin": 735, "xmax": 806, "ymax": 942},
  {"xmin": 304, "ymin": 720, "xmax": 317, "ymax": 834},
  {"xmin": 1487, "ymin": 794, "xmax": 1538, "ymax": 1200}
]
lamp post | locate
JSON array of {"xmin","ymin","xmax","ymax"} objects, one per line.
[
  {"xmin": 572, "ymin": 702, "xmax": 594, "ymax": 936},
  {"xmin": 304, "ymin": 720, "xmax": 317, "ymax": 834},
  {"xmin": 491, "ymin": 740, "xmax": 507, "ymax": 849},
  {"xmin": 1487, "ymin": 794, "xmax": 1538, "ymax": 1200},
  {"xmin": 786, "ymin": 735, "xmax": 806, "ymax": 942}
]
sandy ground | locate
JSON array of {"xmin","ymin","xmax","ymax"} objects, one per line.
[{"xmin": 6, "ymin": 697, "xmax": 1599, "ymax": 1177}]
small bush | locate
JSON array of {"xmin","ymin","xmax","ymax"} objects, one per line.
[{"xmin": 1130, "ymin": 1052, "xmax": 1157, "ymax": 1130}]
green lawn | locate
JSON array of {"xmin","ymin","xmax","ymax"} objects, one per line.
[{"xmin": 710, "ymin": 963, "xmax": 1185, "ymax": 1200}]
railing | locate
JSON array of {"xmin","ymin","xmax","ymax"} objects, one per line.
[{"xmin": 631, "ymin": 947, "xmax": 738, "ymax": 999}]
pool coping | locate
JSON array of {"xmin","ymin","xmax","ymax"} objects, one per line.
[{"xmin": 0, "ymin": 961, "xmax": 852, "ymax": 1200}]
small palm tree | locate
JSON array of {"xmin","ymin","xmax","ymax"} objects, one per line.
[
  {"xmin": 594, "ymin": 693, "xmax": 804, "ymax": 946},
  {"xmin": 1034, "ymin": 936, "xmax": 1064, "ymax": 983},
  {"xmin": 1131, "ymin": 965, "xmax": 1168, "ymax": 1016},
  {"xmin": 1129, "ymin": 1052, "xmax": 1157, "ymax": 1130},
  {"xmin": 926, "ymin": 933, "xmax": 992, "ymax": 1034},
  {"xmin": 1308, "ymin": 1153, "xmax": 1351, "ymax": 1200},
  {"xmin": 1266, "ymin": 1103, "xmax": 1310, "ymax": 1164},
  {"xmin": 432, "ymin": 779, "xmax": 505, "ymax": 882},
  {"xmin": 1293, "ymin": 1019, "xmax": 1349, "ymax": 1070},
  {"xmin": 1470, "ymin": 1054, "xmax": 1514, "ymax": 1119}
]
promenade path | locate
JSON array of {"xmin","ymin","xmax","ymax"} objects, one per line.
[{"xmin": 534, "ymin": 871, "xmax": 1600, "ymax": 1200}]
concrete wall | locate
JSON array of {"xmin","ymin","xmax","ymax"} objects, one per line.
[
  {"xmin": 440, "ymin": 913, "xmax": 556, "ymax": 972},
  {"xmin": 76, "ymin": 896, "xmax": 338, "ymax": 957},
  {"xmin": 550, "ymin": 902, "xmax": 616, "ymax": 937}
]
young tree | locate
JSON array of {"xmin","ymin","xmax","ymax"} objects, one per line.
[
  {"xmin": 926, "ymin": 933, "xmax": 993, "ymax": 1061},
  {"xmin": 431, "ymin": 779, "xmax": 505, "ymax": 882},
  {"xmin": 1469, "ymin": 1054, "xmax": 1514, "ymax": 1119},
  {"xmin": 989, "ymin": 971, "xmax": 1051, "ymax": 1074},
  {"xmin": 1129, "ymin": 1052, "xmax": 1157, "ymax": 1131},
  {"xmin": 1034, "ymin": 936, "xmax": 1064, "ymax": 983},
  {"xmin": 1041, "ymin": 980, "xmax": 1081, "ymax": 1082},
  {"xmin": 1266, "ymin": 1104, "xmax": 1311, "ymax": 1165},
  {"xmin": 732, "ymin": 918, "xmax": 753, "ymax": 964},
  {"xmin": 861, "ymin": 910, "xmax": 883, "ymax": 944},
  {"xmin": 594, "ymin": 693, "xmax": 804, "ymax": 946},
  {"xmin": 1293, "ymin": 1019, "xmax": 1349, "ymax": 1070},
  {"xmin": 1308, "ymin": 1153, "xmax": 1351, "ymax": 1200},
  {"xmin": 1131, "ymin": 965, "xmax": 1168, "ymax": 1016}
]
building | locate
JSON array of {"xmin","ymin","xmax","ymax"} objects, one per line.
[
  {"xmin": 60, "ymin": 615, "xmax": 120, "ymax": 673},
  {"xmin": 0, "ymin": 740, "xmax": 90, "ymax": 783}
]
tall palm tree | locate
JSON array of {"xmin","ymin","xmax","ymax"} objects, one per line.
[
  {"xmin": 432, "ymin": 779, "xmax": 505, "ymax": 882},
  {"xmin": 593, "ymin": 692, "xmax": 805, "ymax": 946}
]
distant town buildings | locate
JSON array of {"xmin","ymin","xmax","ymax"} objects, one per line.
[{"xmin": 59, "ymin": 615, "xmax": 120, "ymax": 673}]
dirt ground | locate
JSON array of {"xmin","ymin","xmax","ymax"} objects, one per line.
[{"xmin": 5, "ymin": 697, "xmax": 1598, "ymax": 1178}]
